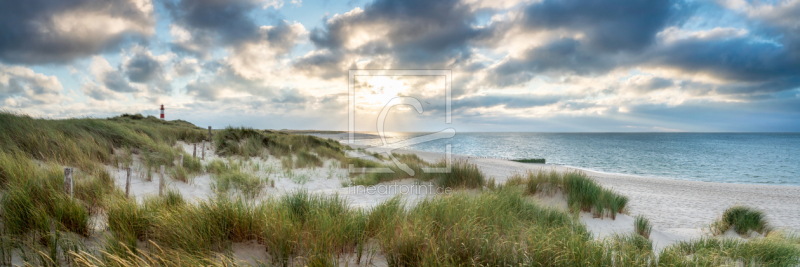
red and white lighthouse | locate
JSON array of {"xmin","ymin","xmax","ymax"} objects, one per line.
[{"xmin": 160, "ymin": 104, "xmax": 165, "ymax": 120}]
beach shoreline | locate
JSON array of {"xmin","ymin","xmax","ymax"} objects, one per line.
[{"xmin": 317, "ymin": 134, "xmax": 800, "ymax": 240}]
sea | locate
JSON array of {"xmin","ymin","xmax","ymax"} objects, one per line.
[{"xmin": 350, "ymin": 132, "xmax": 800, "ymax": 186}]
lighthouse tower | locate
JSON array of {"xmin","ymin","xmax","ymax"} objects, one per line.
[{"xmin": 160, "ymin": 104, "xmax": 165, "ymax": 120}]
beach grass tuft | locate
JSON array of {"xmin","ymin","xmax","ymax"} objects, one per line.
[
  {"xmin": 711, "ymin": 205, "xmax": 771, "ymax": 236},
  {"xmin": 427, "ymin": 158, "xmax": 485, "ymax": 189},
  {"xmin": 509, "ymin": 170, "xmax": 628, "ymax": 219},
  {"xmin": 634, "ymin": 215, "xmax": 653, "ymax": 239},
  {"xmin": 211, "ymin": 169, "xmax": 266, "ymax": 199}
]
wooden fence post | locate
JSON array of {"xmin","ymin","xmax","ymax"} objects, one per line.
[
  {"xmin": 125, "ymin": 167, "xmax": 132, "ymax": 198},
  {"xmin": 193, "ymin": 143, "xmax": 197, "ymax": 158},
  {"xmin": 202, "ymin": 140, "xmax": 205, "ymax": 160},
  {"xmin": 159, "ymin": 165, "xmax": 165, "ymax": 197},
  {"xmin": 208, "ymin": 126, "xmax": 212, "ymax": 142},
  {"xmin": 63, "ymin": 167, "xmax": 73, "ymax": 198},
  {"xmin": 179, "ymin": 154, "xmax": 184, "ymax": 167}
]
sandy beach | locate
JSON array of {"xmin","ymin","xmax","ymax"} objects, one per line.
[
  {"xmin": 97, "ymin": 133, "xmax": 800, "ymax": 260},
  {"xmin": 308, "ymin": 133, "xmax": 800, "ymax": 250}
]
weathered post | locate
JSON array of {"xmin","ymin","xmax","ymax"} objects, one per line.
[
  {"xmin": 193, "ymin": 143, "xmax": 197, "ymax": 158},
  {"xmin": 125, "ymin": 167, "xmax": 132, "ymax": 198},
  {"xmin": 159, "ymin": 165, "xmax": 165, "ymax": 197},
  {"xmin": 179, "ymin": 154, "xmax": 184, "ymax": 167},
  {"xmin": 202, "ymin": 140, "xmax": 205, "ymax": 160},
  {"xmin": 208, "ymin": 126, "xmax": 212, "ymax": 142},
  {"xmin": 63, "ymin": 167, "xmax": 73, "ymax": 198}
]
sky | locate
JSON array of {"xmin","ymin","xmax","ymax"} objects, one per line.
[{"xmin": 1, "ymin": 0, "xmax": 800, "ymax": 132}]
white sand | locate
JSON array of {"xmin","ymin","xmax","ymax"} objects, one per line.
[
  {"xmin": 340, "ymin": 142, "xmax": 800, "ymax": 250},
  {"xmin": 94, "ymin": 138, "xmax": 800, "ymax": 264}
]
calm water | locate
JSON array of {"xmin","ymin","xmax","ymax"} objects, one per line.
[{"xmin": 354, "ymin": 132, "xmax": 800, "ymax": 186}]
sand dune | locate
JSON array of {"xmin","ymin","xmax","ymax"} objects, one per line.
[{"xmin": 103, "ymin": 139, "xmax": 800, "ymax": 263}]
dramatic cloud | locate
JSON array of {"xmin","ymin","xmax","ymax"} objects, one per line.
[
  {"xmin": 165, "ymin": 0, "xmax": 295, "ymax": 56},
  {"xmin": 0, "ymin": 0, "xmax": 799, "ymax": 131},
  {"xmin": 485, "ymin": 0, "xmax": 691, "ymax": 86},
  {"xmin": 519, "ymin": 0, "xmax": 684, "ymax": 52},
  {"xmin": 295, "ymin": 0, "xmax": 490, "ymax": 78},
  {"xmin": 0, "ymin": 0, "xmax": 154, "ymax": 64}
]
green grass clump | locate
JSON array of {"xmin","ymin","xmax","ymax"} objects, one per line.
[
  {"xmin": 211, "ymin": 170, "xmax": 266, "ymax": 199},
  {"xmin": 213, "ymin": 127, "xmax": 346, "ymax": 160},
  {"xmin": 391, "ymin": 152, "xmax": 427, "ymax": 165},
  {"xmin": 204, "ymin": 159, "xmax": 231, "ymax": 174},
  {"xmin": 511, "ymin": 158, "xmax": 546, "ymax": 163},
  {"xmin": 426, "ymin": 159, "xmax": 485, "ymax": 189},
  {"xmin": 510, "ymin": 170, "xmax": 628, "ymax": 219},
  {"xmin": 314, "ymin": 146, "xmax": 347, "ymax": 163},
  {"xmin": 348, "ymin": 157, "xmax": 427, "ymax": 186},
  {"xmin": 658, "ymin": 232, "xmax": 800, "ymax": 266},
  {"xmin": 634, "ymin": 215, "xmax": 652, "ymax": 239},
  {"xmin": 341, "ymin": 157, "xmax": 383, "ymax": 169},
  {"xmin": 180, "ymin": 152, "xmax": 203, "ymax": 173},
  {"xmin": 169, "ymin": 166, "xmax": 191, "ymax": 183},
  {"xmin": 295, "ymin": 150, "xmax": 322, "ymax": 168},
  {"xmin": 605, "ymin": 233, "xmax": 653, "ymax": 265},
  {"xmin": 379, "ymin": 188, "xmax": 596, "ymax": 266},
  {"xmin": 0, "ymin": 159, "xmax": 90, "ymax": 237},
  {"xmin": 106, "ymin": 196, "xmax": 155, "ymax": 251},
  {"xmin": 346, "ymin": 156, "xmax": 484, "ymax": 189},
  {"xmin": 711, "ymin": 205, "xmax": 771, "ymax": 236},
  {"xmin": 74, "ymin": 168, "xmax": 121, "ymax": 212}
]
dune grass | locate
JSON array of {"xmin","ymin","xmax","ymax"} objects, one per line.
[
  {"xmin": 634, "ymin": 215, "xmax": 653, "ymax": 239},
  {"xmin": 711, "ymin": 205, "xmax": 771, "ymax": 236},
  {"xmin": 212, "ymin": 127, "xmax": 346, "ymax": 161},
  {"xmin": 211, "ymin": 169, "xmax": 267, "ymax": 199},
  {"xmin": 180, "ymin": 152, "xmax": 203, "ymax": 173},
  {"xmin": 508, "ymin": 170, "xmax": 629, "ymax": 219},
  {"xmin": 4, "ymin": 181, "xmax": 800, "ymax": 266},
  {"xmin": 347, "ymin": 154, "xmax": 486, "ymax": 189},
  {"xmin": 2, "ymin": 113, "xmax": 799, "ymax": 266},
  {"xmin": 0, "ymin": 112, "xmax": 206, "ymax": 172},
  {"xmin": 0, "ymin": 154, "xmax": 91, "ymax": 237},
  {"xmin": 295, "ymin": 149, "xmax": 322, "ymax": 168},
  {"xmin": 426, "ymin": 158, "xmax": 485, "ymax": 188},
  {"xmin": 658, "ymin": 232, "xmax": 800, "ymax": 266}
]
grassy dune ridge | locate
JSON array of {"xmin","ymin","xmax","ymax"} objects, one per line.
[{"xmin": 1, "ymin": 113, "xmax": 799, "ymax": 266}]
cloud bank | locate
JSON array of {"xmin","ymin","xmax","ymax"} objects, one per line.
[{"xmin": 0, "ymin": 0, "xmax": 798, "ymax": 131}]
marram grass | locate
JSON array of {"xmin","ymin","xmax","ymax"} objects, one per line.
[
  {"xmin": 2, "ymin": 113, "xmax": 799, "ymax": 266},
  {"xmin": 634, "ymin": 214, "xmax": 653, "ymax": 239},
  {"xmin": 711, "ymin": 205, "xmax": 771, "ymax": 236},
  {"xmin": 509, "ymin": 170, "xmax": 629, "ymax": 219}
]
